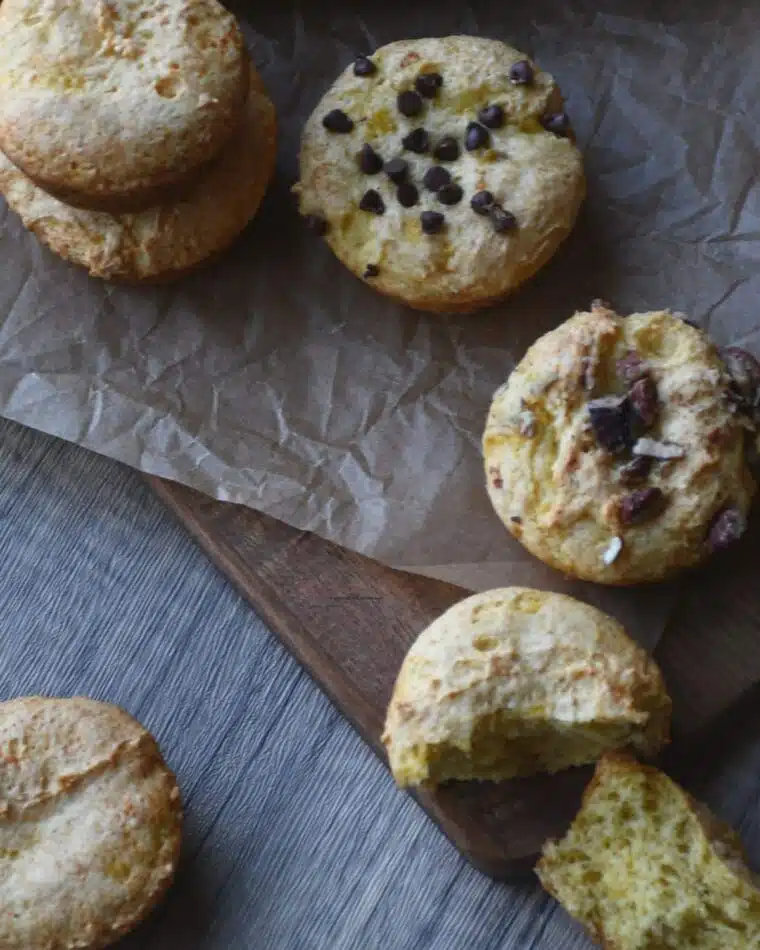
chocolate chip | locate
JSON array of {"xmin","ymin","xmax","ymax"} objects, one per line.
[
  {"xmin": 397, "ymin": 89, "xmax": 424, "ymax": 117},
  {"xmin": 490, "ymin": 206, "xmax": 517, "ymax": 233},
  {"xmin": 304, "ymin": 214, "xmax": 328, "ymax": 236},
  {"xmin": 629, "ymin": 376, "xmax": 659, "ymax": 430},
  {"xmin": 420, "ymin": 210, "xmax": 445, "ymax": 235},
  {"xmin": 359, "ymin": 189, "xmax": 385, "ymax": 214},
  {"xmin": 588, "ymin": 395, "xmax": 631, "ymax": 454},
  {"xmin": 358, "ymin": 143, "xmax": 383, "ymax": 175},
  {"xmin": 617, "ymin": 351, "xmax": 648, "ymax": 385},
  {"xmin": 465, "ymin": 122, "xmax": 490, "ymax": 151},
  {"xmin": 619, "ymin": 487, "xmax": 667, "ymax": 525},
  {"xmin": 542, "ymin": 112, "xmax": 571, "ymax": 137},
  {"xmin": 478, "ymin": 104, "xmax": 505, "ymax": 129},
  {"xmin": 353, "ymin": 56, "xmax": 377, "ymax": 77},
  {"xmin": 401, "ymin": 128, "xmax": 430, "ymax": 154},
  {"xmin": 322, "ymin": 109, "xmax": 354, "ymax": 133},
  {"xmin": 415, "ymin": 72, "xmax": 443, "ymax": 99},
  {"xmin": 433, "ymin": 136, "xmax": 460, "ymax": 162},
  {"xmin": 720, "ymin": 347, "xmax": 760, "ymax": 414},
  {"xmin": 438, "ymin": 183, "xmax": 463, "ymax": 205},
  {"xmin": 364, "ymin": 264, "xmax": 379, "ymax": 278},
  {"xmin": 396, "ymin": 182, "xmax": 419, "ymax": 207},
  {"xmin": 385, "ymin": 158, "xmax": 409, "ymax": 184},
  {"xmin": 509, "ymin": 59, "xmax": 534, "ymax": 85},
  {"xmin": 707, "ymin": 506, "xmax": 747, "ymax": 552},
  {"xmin": 470, "ymin": 190, "xmax": 494, "ymax": 215},
  {"xmin": 510, "ymin": 515, "xmax": 522, "ymax": 524},
  {"xmin": 423, "ymin": 165, "xmax": 451, "ymax": 192},
  {"xmin": 619, "ymin": 455, "xmax": 653, "ymax": 484}
]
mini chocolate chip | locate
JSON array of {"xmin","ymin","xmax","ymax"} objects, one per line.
[
  {"xmin": 619, "ymin": 487, "xmax": 667, "ymax": 525},
  {"xmin": 415, "ymin": 72, "xmax": 443, "ymax": 98},
  {"xmin": 720, "ymin": 347, "xmax": 760, "ymax": 413},
  {"xmin": 358, "ymin": 143, "xmax": 383, "ymax": 175},
  {"xmin": 510, "ymin": 515, "xmax": 522, "ymax": 524},
  {"xmin": 364, "ymin": 264, "xmax": 379, "ymax": 278},
  {"xmin": 402, "ymin": 127, "xmax": 430, "ymax": 154},
  {"xmin": 397, "ymin": 89, "xmax": 424, "ymax": 117},
  {"xmin": 304, "ymin": 214, "xmax": 328, "ymax": 236},
  {"xmin": 359, "ymin": 189, "xmax": 385, "ymax": 214},
  {"xmin": 353, "ymin": 56, "xmax": 377, "ymax": 77},
  {"xmin": 478, "ymin": 104, "xmax": 505, "ymax": 129},
  {"xmin": 629, "ymin": 376, "xmax": 659, "ymax": 430},
  {"xmin": 322, "ymin": 109, "xmax": 354, "ymax": 133},
  {"xmin": 396, "ymin": 182, "xmax": 419, "ymax": 207},
  {"xmin": 470, "ymin": 190, "xmax": 494, "ymax": 215},
  {"xmin": 385, "ymin": 158, "xmax": 409, "ymax": 184},
  {"xmin": 509, "ymin": 59, "xmax": 534, "ymax": 84},
  {"xmin": 708, "ymin": 506, "xmax": 747, "ymax": 552},
  {"xmin": 542, "ymin": 112, "xmax": 571, "ymax": 137},
  {"xmin": 423, "ymin": 165, "xmax": 451, "ymax": 192},
  {"xmin": 588, "ymin": 395, "xmax": 631, "ymax": 454},
  {"xmin": 619, "ymin": 455, "xmax": 653, "ymax": 484},
  {"xmin": 617, "ymin": 351, "xmax": 648, "ymax": 385},
  {"xmin": 490, "ymin": 206, "xmax": 517, "ymax": 233},
  {"xmin": 420, "ymin": 210, "xmax": 445, "ymax": 235},
  {"xmin": 438, "ymin": 183, "xmax": 463, "ymax": 205},
  {"xmin": 433, "ymin": 136, "xmax": 460, "ymax": 162},
  {"xmin": 465, "ymin": 121, "xmax": 490, "ymax": 150}
]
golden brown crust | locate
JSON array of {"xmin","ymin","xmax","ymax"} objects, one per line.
[
  {"xmin": 0, "ymin": 62, "xmax": 277, "ymax": 281},
  {"xmin": 297, "ymin": 36, "xmax": 585, "ymax": 313},
  {"xmin": 484, "ymin": 304, "xmax": 757, "ymax": 584},
  {"xmin": 383, "ymin": 589, "xmax": 670, "ymax": 788},
  {"xmin": 0, "ymin": 696, "xmax": 182, "ymax": 950},
  {"xmin": 0, "ymin": 0, "xmax": 248, "ymax": 213}
]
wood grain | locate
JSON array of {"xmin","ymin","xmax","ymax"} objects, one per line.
[{"xmin": 148, "ymin": 476, "xmax": 760, "ymax": 879}]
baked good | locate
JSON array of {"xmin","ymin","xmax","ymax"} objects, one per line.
[
  {"xmin": 483, "ymin": 302, "xmax": 757, "ymax": 584},
  {"xmin": 295, "ymin": 36, "xmax": 585, "ymax": 312},
  {"xmin": 0, "ymin": 62, "xmax": 276, "ymax": 281},
  {"xmin": 0, "ymin": 696, "xmax": 182, "ymax": 950},
  {"xmin": 0, "ymin": 0, "xmax": 248, "ymax": 212},
  {"xmin": 537, "ymin": 753, "xmax": 760, "ymax": 949},
  {"xmin": 381, "ymin": 587, "xmax": 670, "ymax": 788}
]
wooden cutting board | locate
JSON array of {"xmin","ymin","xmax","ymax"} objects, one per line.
[{"xmin": 148, "ymin": 476, "xmax": 760, "ymax": 879}]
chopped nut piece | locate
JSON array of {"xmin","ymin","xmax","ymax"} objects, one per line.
[
  {"xmin": 629, "ymin": 376, "xmax": 659, "ymax": 430},
  {"xmin": 602, "ymin": 536, "xmax": 623, "ymax": 565},
  {"xmin": 617, "ymin": 351, "xmax": 648, "ymax": 385},
  {"xmin": 632, "ymin": 438, "xmax": 685, "ymax": 460},
  {"xmin": 707, "ymin": 506, "xmax": 747, "ymax": 551},
  {"xmin": 619, "ymin": 487, "xmax": 667, "ymax": 525}
]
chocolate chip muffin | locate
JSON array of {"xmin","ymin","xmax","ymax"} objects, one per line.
[
  {"xmin": 0, "ymin": 696, "xmax": 181, "ymax": 950},
  {"xmin": 483, "ymin": 302, "xmax": 758, "ymax": 584},
  {"xmin": 0, "ymin": 0, "xmax": 248, "ymax": 213},
  {"xmin": 295, "ymin": 36, "xmax": 585, "ymax": 313}
]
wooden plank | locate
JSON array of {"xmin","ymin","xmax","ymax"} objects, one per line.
[{"xmin": 147, "ymin": 475, "xmax": 760, "ymax": 878}]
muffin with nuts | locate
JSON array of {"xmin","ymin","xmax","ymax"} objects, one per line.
[
  {"xmin": 295, "ymin": 36, "xmax": 585, "ymax": 312},
  {"xmin": 483, "ymin": 301, "xmax": 758, "ymax": 584}
]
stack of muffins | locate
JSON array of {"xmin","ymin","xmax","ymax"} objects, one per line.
[{"xmin": 0, "ymin": 0, "xmax": 276, "ymax": 281}]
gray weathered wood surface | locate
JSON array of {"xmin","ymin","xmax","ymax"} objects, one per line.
[{"xmin": 1, "ymin": 416, "xmax": 759, "ymax": 949}]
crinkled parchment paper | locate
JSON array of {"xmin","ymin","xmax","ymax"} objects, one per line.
[{"xmin": 0, "ymin": 0, "xmax": 758, "ymax": 659}]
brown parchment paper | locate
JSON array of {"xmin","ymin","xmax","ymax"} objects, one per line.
[{"xmin": 0, "ymin": 0, "xmax": 759, "ymax": 658}]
